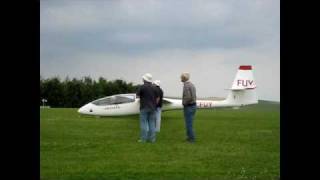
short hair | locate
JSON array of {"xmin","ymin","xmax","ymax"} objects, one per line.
[{"xmin": 181, "ymin": 72, "xmax": 190, "ymax": 81}]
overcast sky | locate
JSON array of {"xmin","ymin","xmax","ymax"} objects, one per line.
[{"xmin": 40, "ymin": 0, "xmax": 280, "ymax": 101}]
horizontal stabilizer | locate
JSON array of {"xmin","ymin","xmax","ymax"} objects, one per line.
[{"xmin": 224, "ymin": 87, "xmax": 257, "ymax": 91}]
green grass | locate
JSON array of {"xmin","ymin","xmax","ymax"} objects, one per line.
[{"xmin": 40, "ymin": 102, "xmax": 280, "ymax": 180}]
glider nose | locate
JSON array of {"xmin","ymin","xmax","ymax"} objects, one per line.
[
  {"xmin": 78, "ymin": 106, "xmax": 85, "ymax": 114},
  {"xmin": 78, "ymin": 104, "xmax": 89, "ymax": 114}
]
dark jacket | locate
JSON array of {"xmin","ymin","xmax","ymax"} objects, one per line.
[
  {"xmin": 136, "ymin": 82, "xmax": 159, "ymax": 111},
  {"xmin": 155, "ymin": 86, "xmax": 163, "ymax": 108}
]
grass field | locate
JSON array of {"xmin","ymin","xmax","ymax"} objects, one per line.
[{"xmin": 40, "ymin": 101, "xmax": 280, "ymax": 180}]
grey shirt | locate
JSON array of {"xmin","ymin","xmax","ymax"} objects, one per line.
[{"xmin": 182, "ymin": 81, "xmax": 196, "ymax": 106}]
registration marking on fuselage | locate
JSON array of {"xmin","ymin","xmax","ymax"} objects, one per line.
[{"xmin": 104, "ymin": 105, "xmax": 120, "ymax": 110}]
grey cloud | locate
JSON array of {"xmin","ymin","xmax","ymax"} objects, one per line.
[
  {"xmin": 41, "ymin": 0, "xmax": 279, "ymax": 54},
  {"xmin": 40, "ymin": 0, "xmax": 279, "ymax": 101}
]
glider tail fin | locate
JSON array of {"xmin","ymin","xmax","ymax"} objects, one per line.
[{"xmin": 225, "ymin": 65, "xmax": 258, "ymax": 105}]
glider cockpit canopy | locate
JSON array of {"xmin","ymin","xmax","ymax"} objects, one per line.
[{"xmin": 92, "ymin": 94, "xmax": 136, "ymax": 106}]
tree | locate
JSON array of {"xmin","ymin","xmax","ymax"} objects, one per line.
[
  {"xmin": 40, "ymin": 75, "xmax": 140, "ymax": 108},
  {"xmin": 41, "ymin": 77, "xmax": 64, "ymax": 107}
]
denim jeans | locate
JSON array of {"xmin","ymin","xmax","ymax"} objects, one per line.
[
  {"xmin": 155, "ymin": 107, "xmax": 162, "ymax": 132},
  {"xmin": 183, "ymin": 104, "xmax": 196, "ymax": 141},
  {"xmin": 140, "ymin": 108, "xmax": 157, "ymax": 142}
]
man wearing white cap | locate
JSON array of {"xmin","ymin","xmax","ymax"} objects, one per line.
[
  {"xmin": 136, "ymin": 73, "xmax": 159, "ymax": 143},
  {"xmin": 153, "ymin": 80, "xmax": 163, "ymax": 132}
]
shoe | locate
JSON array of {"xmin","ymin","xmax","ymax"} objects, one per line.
[
  {"xmin": 147, "ymin": 139, "xmax": 156, "ymax": 143},
  {"xmin": 137, "ymin": 139, "xmax": 146, "ymax": 143},
  {"xmin": 186, "ymin": 138, "xmax": 195, "ymax": 143}
]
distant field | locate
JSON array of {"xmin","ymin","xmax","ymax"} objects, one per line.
[{"xmin": 40, "ymin": 101, "xmax": 280, "ymax": 180}]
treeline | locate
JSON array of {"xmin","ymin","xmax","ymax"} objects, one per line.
[{"xmin": 40, "ymin": 76, "xmax": 140, "ymax": 108}]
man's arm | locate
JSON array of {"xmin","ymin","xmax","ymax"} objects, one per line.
[
  {"xmin": 154, "ymin": 87, "xmax": 160, "ymax": 104},
  {"xmin": 136, "ymin": 86, "xmax": 141, "ymax": 98},
  {"xmin": 191, "ymin": 85, "xmax": 196, "ymax": 102}
]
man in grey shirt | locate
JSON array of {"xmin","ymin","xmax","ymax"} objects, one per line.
[{"xmin": 181, "ymin": 72, "xmax": 197, "ymax": 143}]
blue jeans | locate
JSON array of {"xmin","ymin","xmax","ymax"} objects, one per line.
[
  {"xmin": 140, "ymin": 108, "xmax": 156, "ymax": 142},
  {"xmin": 183, "ymin": 104, "xmax": 196, "ymax": 141},
  {"xmin": 155, "ymin": 107, "xmax": 162, "ymax": 132}
]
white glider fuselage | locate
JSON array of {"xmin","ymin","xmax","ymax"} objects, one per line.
[{"xmin": 78, "ymin": 65, "xmax": 258, "ymax": 116}]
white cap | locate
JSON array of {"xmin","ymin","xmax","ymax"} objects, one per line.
[
  {"xmin": 153, "ymin": 80, "xmax": 160, "ymax": 86},
  {"xmin": 142, "ymin": 73, "xmax": 152, "ymax": 82}
]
